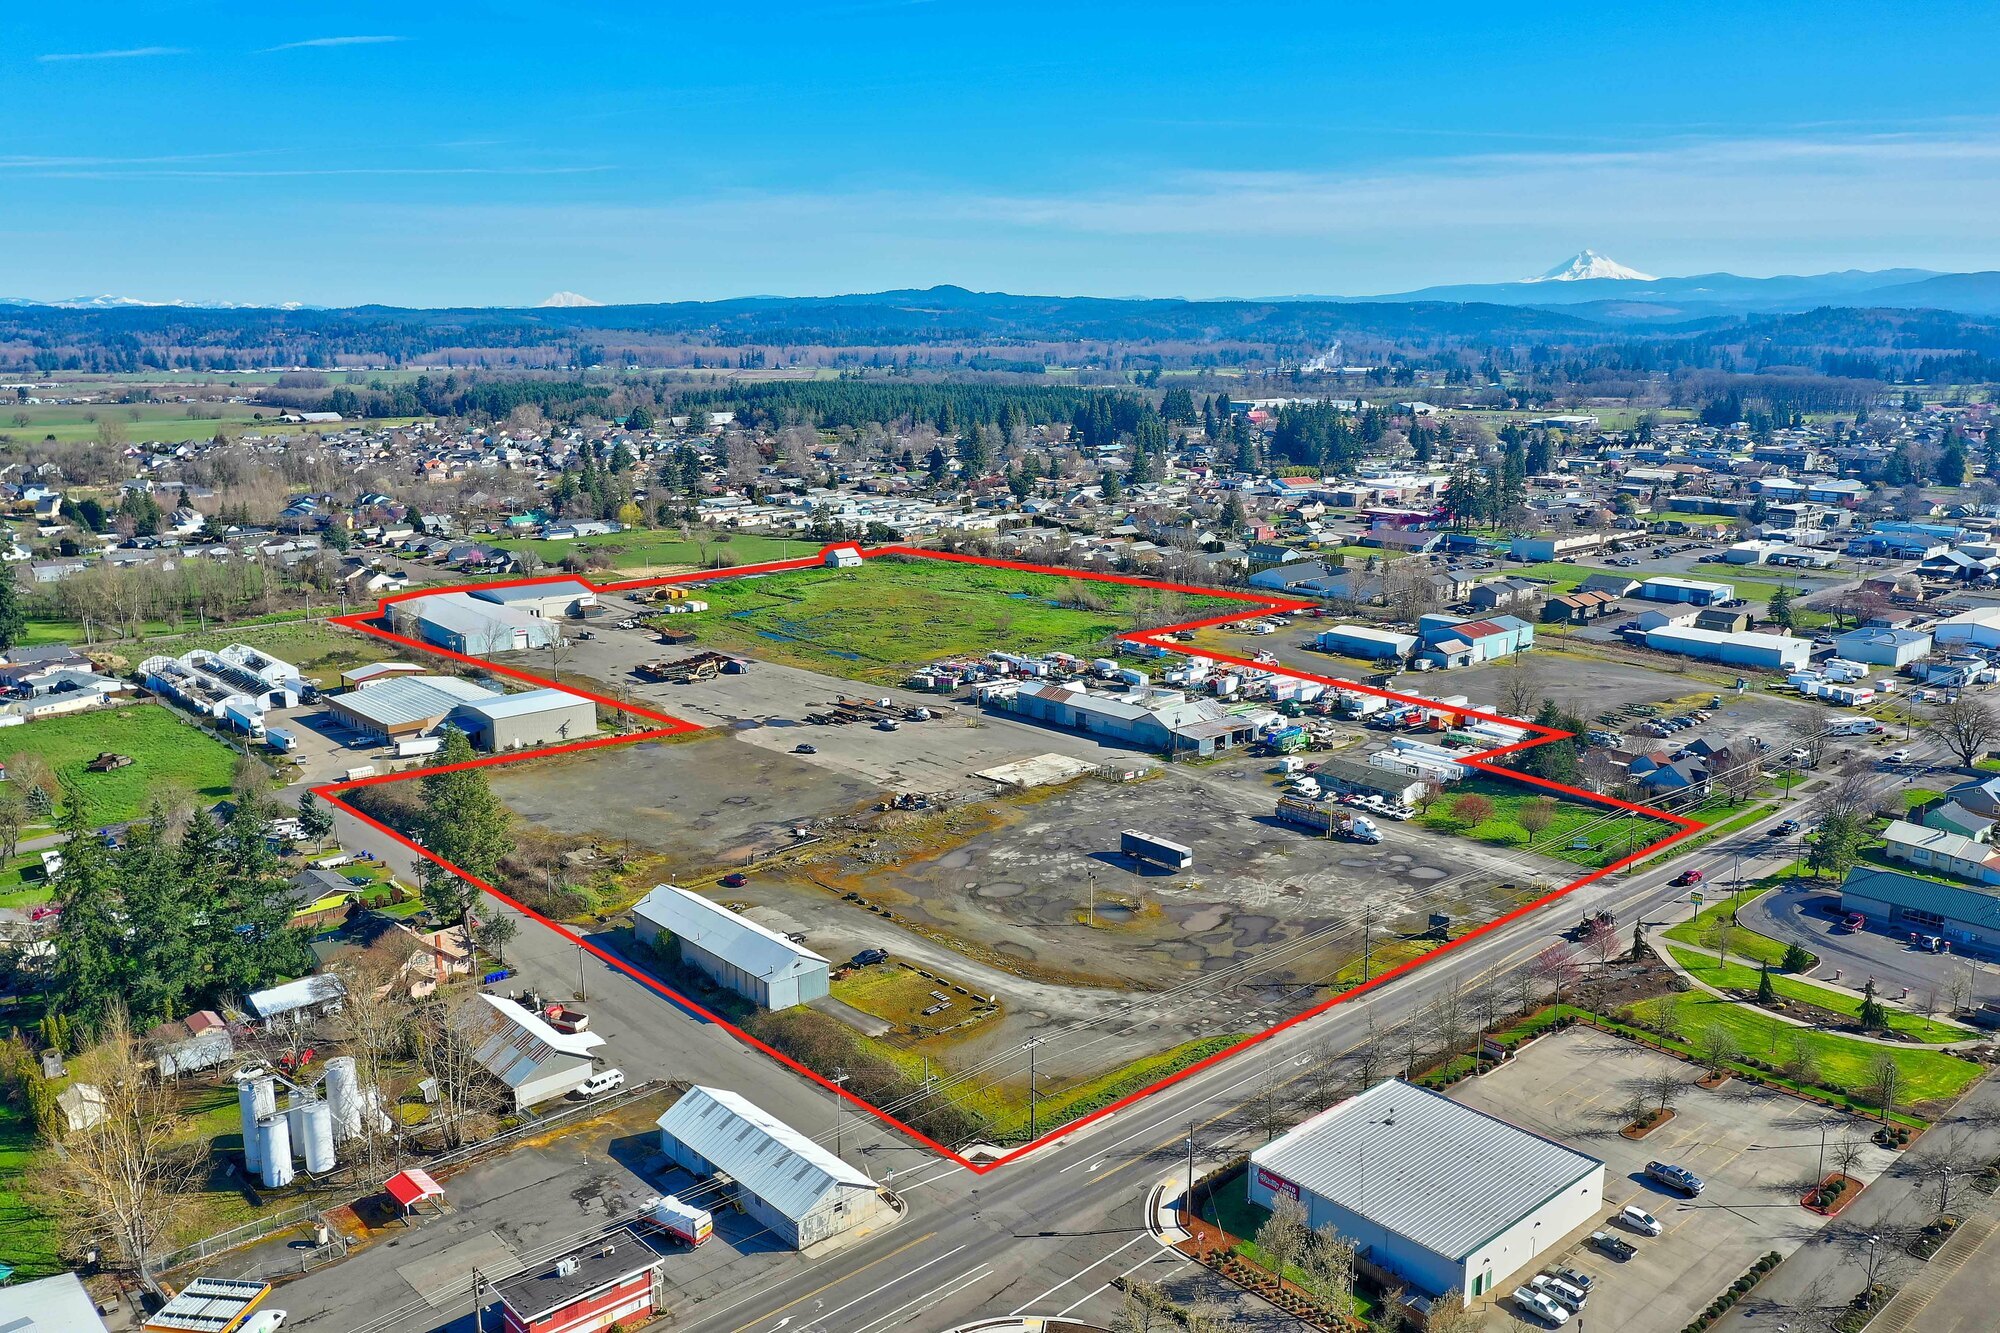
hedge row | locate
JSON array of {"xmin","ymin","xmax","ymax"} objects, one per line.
[{"xmin": 1682, "ymin": 1252, "xmax": 1782, "ymax": 1333}]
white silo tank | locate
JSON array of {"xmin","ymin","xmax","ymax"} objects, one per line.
[
  {"xmin": 300, "ymin": 1099, "xmax": 336, "ymax": 1174},
  {"xmin": 238, "ymin": 1076, "xmax": 276, "ymax": 1174},
  {"xmin": 258, "ymin": 1113, "xmax": 294, "ymax": 1189},
  {"xmin": 324, "ymin": 1056, "xmax": 363, "ymax": 1142}
]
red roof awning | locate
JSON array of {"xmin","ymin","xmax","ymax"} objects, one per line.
[{"xmin": 384, "ymin": 1168, "xmax": 444, "ymax": 1208}]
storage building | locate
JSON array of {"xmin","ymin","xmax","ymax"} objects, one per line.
[
  {"xmin": 322, "ymin": 673, "xmax": 500, "ymax": 742},
  {"xmin": 406, "ymin": 591, "xmax": 560, "ymax": 656},
  {"xmin": 1643, "ymin": 626, "xmax": 1811, "ymax": 672},
  {"xmin": 655, "ymin": 1085, "xmax": 889, "ymax": 1249},
  {"xmin": 1933, "ymin": 606, "xmax": 2000, "ymax": 649},
  {"xmin": 493, "ymin": 1226, "xmax": 665, "ymax": 1333},
  {"xmin": 1249, "ymin": 1079, "xmax": 1604, "ymax": 1303},
  {"xmin": 454, "ymin": 687, "xmax": 598, "ymax": 751},
  {"xmin": 142, "ymin": 1278, "xmax": 274, "ymax": 1333},
  {"xmin": 1314, "ymin": 625, "xmax": 1418, "ymax": 662},
  {"xmin": 468, "ymin": 579, "xmax": 598, "ymax": 620},
  {"xmin": 993, "ymin": 682, "xmax": 1259, "ymax": 757},
  {"xmin": 1834, "ymin": 627, "xmax": 1934, "ymax": 668},
  {"xmin": 1637, "ymin": 576, "xmax": 1735, "ymax": 606},
  {"xmin": 632, "ymin": 884, "xmax": 830, "ymax": 1010},
  {"xmin": 458, "ymin": 993, "xmax": 606, "ymax": 1109}
]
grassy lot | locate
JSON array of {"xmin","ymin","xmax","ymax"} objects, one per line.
[
  {"xmin": 1, "ymin": 704, "xmax": 240, "ymax": 825},
  {"xmin": 0, "ymin": 1098, "xmax": 59, "ymax": 1279},
  {"xmin": 0, "ymin": 400, "xmax": 424, "ymax": 446},
  {"xmin": 1623, "ymin": 993, "xmax": 1983, "ymax": 1110},
  {"xmin": 492, "ymin": 530, "xmax": 800, "ymax": 573},
  {"xmin": 0, "ymin": 850, "xmax": 55, "ymax": 909},
  {"xmin": 1415, "ymin": 774, "xmax": 1724, "ymax": 869},
  {"xmin": 1663, "ymin": 945, "xmax": 1972, "ymax": 1044},
  {"xmin": 833, "ymin": 962, "xmax": 993, "ymax": 1028},
  {"xmin": 679, "ymin": 556, "xmax": 1242, "ymax": 684}
]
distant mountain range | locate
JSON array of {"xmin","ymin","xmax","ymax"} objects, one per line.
[
  {"xmin": 1350, "ymin": 251, "xmax": 2000, "ymax": 321},
  {"xmin": 4, "ymin": 254, "xmax": 1999, "ymax": 330}
]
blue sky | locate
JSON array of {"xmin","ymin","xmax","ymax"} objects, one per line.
[{"xmin": 7, "ymin": 1, "xmax": 2000, "ymax": 306}]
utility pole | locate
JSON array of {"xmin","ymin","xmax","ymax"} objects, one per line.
[
  {"xmin": 1185, "ymin": 1119, "xmax": 1197, "ymax": 1225},
  {"xmin": 1087, "ymin": 869, "xmax": 1096, "ymax": 927},
  {"xmin": 1361, "ymin": 905, "xmax": 1374, "ymax": 983},
  {"xmin": 577, "ymin": 943, "xmax": 587, "ymax": 1001},
  {"xmin": 1027, "ymin": 1039, "xmax": 1040, "ymax": 1140},
  {"xmin": 831, "ymin": 1070, "xmax": 850, "ymax": 1156}
]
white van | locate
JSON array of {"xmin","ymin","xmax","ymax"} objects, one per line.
[{"xmin": 1824, "ymin": 716, "xmax": 1881, "ymax": 736}]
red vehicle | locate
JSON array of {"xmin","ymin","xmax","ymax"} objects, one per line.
[
  {"xmin": 278, "ymin": 1046, "xmax": 316, "ymax": 1073},
  {"xmin": 1839, "ymin": 912, "xmax": 1865, "ymax": 933},
  {"xmin": 1671, "ymin": 869, "xmax": 1705, "ymax": 888}
]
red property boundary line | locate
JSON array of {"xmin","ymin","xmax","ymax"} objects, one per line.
[{"xmin": 313, "ymin": 543, "xmax": 1704, "ymax": 1172}]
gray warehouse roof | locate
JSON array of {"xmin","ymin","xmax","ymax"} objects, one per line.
[
  {"xmin": 1251, "ymin": 1079, "xmax": 1602, "ymax": 1261},
  {"xmin": 335, "ymin": 674, "xmax": 497, "ymax": 728},
  {"xmin": 470, "ymin": 579, "xmax": 594, "ymax": 606},
  {"xmin": 656, "ymin": 1084, "xmax": 872, "ymax": 1221},
  {"xmin": 634, "ymin": 884, "xmax": 828, "ymax": 982},
  {"xmin": 457, "ymin": 686, "xmax": 595, "ymax": 721},
  {"xmin": 411, "ymin": 590, "xmax": 547, "ymax": 637}
]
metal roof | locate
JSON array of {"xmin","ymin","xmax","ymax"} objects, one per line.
[
  {"xmin": 494, "ymin": 1226, "xmax": 660, "ymax": 1322},
  {"xmin": 411, "ymin": 590, "xmax": 548, "ymax": 637},
  {"xmin": 143, "ymin": 1277, "xmax": 270, "ymax": 1332},
  {"xmin": 0, "ymin": 1272, "xmax": 108, "ymax": 1332},
  {"xmin": 246, "ymin": 973, "xmax": 346, "ymax": 1018},
  {"xmin": 470, "ymin": 579, "xmax": 594, "ymax": 606},
  {"xmin": 1842, "ymin": 865, "xmax": 2000, "ymax": 931},
  {"xmin": 1251, "ymin": 1079, "xmax": 1602, "ymax": 1262},
  {"xmin": 461, "ymin": 993, "xmax": 604, "ymax": 1089},
  {"xmin": 333, "ymin": 674, "xmax": 497, "ymax": 728},
  {"xmin": 633, "ymin": 885, "xmax": 828, "ymax": 982},
  {"xmin": 656, "ymin": 1085, "xmax": 872, "ymax": 1221},
  {"xmin": 457, "ymin": 687, "xmax": 595, "ymax": 721}
]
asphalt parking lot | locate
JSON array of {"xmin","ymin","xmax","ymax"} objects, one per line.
[
  {"xmin": 1743, "ymin": 876, "xmax": 2000, "ymax": 1007},
  {"xmin": 1452, "ymin": 1026, "xmax": 1896, "ymax": 1333}
]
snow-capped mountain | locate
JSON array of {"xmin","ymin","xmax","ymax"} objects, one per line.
[
  {"xmin": 1525, "ymin": 250, "xmax": 1657, "ymax": 283},
  {"xmin": 537, "ymin": 291, "xmax": 603, "ymax": 308},
  {"xmin": 0, "ymin": 294, "xmax": 309, "ymax": 310}
]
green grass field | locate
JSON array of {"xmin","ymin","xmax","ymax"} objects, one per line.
[
  {"xmin": 1624, "ymin": 993, "xmax": 1982, "ymax": 1109},
  {"xmin": 0, "ymin": 400, "xmax": 425, "ymax": 446},
  {"xmin": 145, "ymin": 618, "xmax": 381, "ymax": 687},
  {"xmin": 1663, "ymin": 945, "xmax": 1971, "ymax": 1044},
  {"xmin": 1416, "ymin": 775, "xmax": 1741, "ymax": 870},
  {"xmin": 677, "ymin": 556, "xmax": 1242, "ymax": 684},
  {"xmin": 493, "ymin": 530, "xmax": 800, "ymax": 573},
  {"xmin": 0, "ymin": 1098, "xmax": 59, "ymax": 1279},
  {"xmin": 1664, "ymin": 884, "xmax": 1801, "ymax": 969},
  {"xmin": 2, "ymin": 704, "xmax": 240, "ymax": 825}
]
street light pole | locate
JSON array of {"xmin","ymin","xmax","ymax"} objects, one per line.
[
  {"xmin": 1185, "ymin": 1120, "xmax": 1197, "ymax": 1225},
  {"xmin": 831, "ymin": 1071, "xmax": 850, "ymax": 1156}
]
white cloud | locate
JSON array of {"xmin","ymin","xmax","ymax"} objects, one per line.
[
  {"xmin": 37, "ymin": 46, "xmax": 186, "ymax": 63},
  {"xmin": 260, "ymin": 35, "xmax": 405, "ymax": 53}
]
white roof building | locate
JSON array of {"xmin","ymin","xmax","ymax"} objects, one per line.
[
  {"xmin": 632, "ymin": 885, "xmax": 830, "ymax": 1010},
  {"xmin": 459, "ymin": 992, "xmax": 606, "ymax": 1109},
  {"xmin": 655, "ymin": 1085, "xmax": 887, "ymax": 1249},
  {"xmin": 246, "ymin": 973, "xmax": 347, "ymax": 1025},
  {"xmin": 0, "ymin": 1272, "xmax": 110, "ymax": 1332},
  {"xmin": 1249, "ymin": 1079, "xmax": 1604, "ymax": 1303}
]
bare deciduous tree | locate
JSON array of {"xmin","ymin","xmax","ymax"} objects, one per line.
[
  {"xmin": 412, "ymin": 995, "xmax": 504, "ymax": 1150},
  {"xmin": 1933, "ymin": 694, "xmax": 2000, "ymax": 770}
]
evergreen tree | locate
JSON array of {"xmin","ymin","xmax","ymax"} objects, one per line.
[
  {"xmin": 1098, "ymin": 470, "xmax": 1124, "ymax": 502},
  {"xmin": 1222, "ymin": 490, "xmax": 1250, "ymax": 534},
  {"xmin": 1937, "ymin": 438, "xmax": 1969, "ymax": 486},
  {"xmin": 1767, "ymin": 586, "xmax": 1795, "ymax": 632},
  {"xmin": 297, "ymin": 791, "xmax": 335, "ymax": 844},
  {"xmin": 1126, "ymin": 446, "xmax": 1155, "ymax": 486},
  {"xmin": 0, "ymin": 567, "xmax": 24, "ymax": 651},
  {"xmin": 1858, "ymin": 978, "xmax": 1887, "ymax": 1030},
  {"xmin": 417, "ymin": 727, "xmax": 513, "ymax": 926},
  {"xmin": 1757, "ymin": 965, "xmax": 1776, "ymax": 1005},
  {"xmin": 45, "ymin": 797, "xmax": 124, "ymax": 1040}
]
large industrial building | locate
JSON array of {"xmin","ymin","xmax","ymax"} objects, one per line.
[
  {"xmin": 1315, "ymin": 624, "xmax": 1418, "ymax": 662},
  {"xmin": 1643, "ymin": 625, "xmax": 1812, "ymax": 672},
  {"xmin": 1248, "ymin": 1079, "xmax": 1604, "ymax": 1304},
  {"xmin": 458, "ymin": 992, "xmax": 606, "ymax": 1109},
  {"xmin": 322, "ymin": 673, "xmax": 501, "ymax": 742},
  {"xmin": 141, "ymin": 642, "xmax": 307, "ymax": 734},
  {"xmin": 655, "ymin": 1085, "xmax": 889, "ymax": 1250},
  {"xmin": 403, "ymin": 590, "xmax": 561, "ymax": 656},
  {"xmin": 454, "ymin": 687, "xmax": 598, "ymax": 751},
  {"xmin": 992, "ymin": 681, "xmax": 1260, "ymax": 757},
  {"xmin": 468, "ymin": 579, "xmax": 598, "ymax": 620},
  {"xmin": 632, "ymin": 884, "xmax": 830, "ymax": 1010}
]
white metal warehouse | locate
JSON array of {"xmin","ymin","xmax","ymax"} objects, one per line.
[
  {"xmin": 454, "ymin": 686, "xmax": 597, "ymax": 750},
  {"xmin": 1248, "ymin": 1079, "xmax": 1604, "ymax": 1303},
  {"xmin": 632, "ymin": 884, "xmax": 830, "ymax": 1009},
  {"xmin": 655, "ymin": 1085, "xmax": 888, "ymax": 1249},
  {"xmin": 458, "ymin": 992, "xmax": 605, "ymax": 1109}
]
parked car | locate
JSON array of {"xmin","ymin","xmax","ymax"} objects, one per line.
[
  {"xmin": 1590, "ymin": 1230, "xmax": 1636, "ymax": 1261},
  {"xmin": 852, "ymin": 947, "xmax": 889, "ymax": 966},
  {"xmin": 1885, "ymin": 748, "xmax": 1912, "ymax": 766},
  {"xmin": 1620, "ymin": 1204, "xmax": 1664, "ymax": 1236},
  {"xmin": 1777, "ymin": 819, "xmax": 1801, "ymax": 836},
  {"xmin": 240, "ymin": 1314, "xmax": 289, "ymax": 1333},
  {"xmin": 1546, "ymin": 1266, "xmax": 1595, "ymax": 1295},
  {"xmin": 1511, "ymin": 1287, "xmax": 1571, "ymax": 1327},
  {"xmin": 1646, "ymin": 1160, "xmax": 1706, "ymax": 1195},
  {"xmin": 793, "ymin": 743, "xmax": 818, "ymax": 754},
  {"xmin": 576, "ymin": 1067, "xmax": 626, "ymax": 1098},
  {"xmin": 721, "ymin": 872, "xmax": 749, "ymax": 888},
  {"xmin": 1531, "ymin": 1272, "xmax": 1589, "ymax": 1313}
]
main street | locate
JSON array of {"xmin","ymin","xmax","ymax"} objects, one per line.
[{"xmin": 310, "ymin": 725, "xmax": 1947, "ymax": 1332}]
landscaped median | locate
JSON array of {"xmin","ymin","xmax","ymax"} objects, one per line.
[{"xmin": 1661, "ymin": 945, "xmax": 1973, "ymax": 1044}]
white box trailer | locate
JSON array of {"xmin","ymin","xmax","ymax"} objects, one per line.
[
  {"xmin": 643, "ymin": 1193, "xmax": 713, "ymax": 1246},
  {"xmin": 395, "ymin": 736, "xmax": 444, "ymax": 759}
]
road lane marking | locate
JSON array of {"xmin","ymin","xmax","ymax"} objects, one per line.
[
  {"xmin": 719, "ymin": 1233, "xmax": 947, "ymax": 1333},
  {"xmin": 1006, "ymin": 1233, "xmax": 1152, "ymax": 1316},
  {"xmin": 846, "ymin": 1265, "xmax": 994, "ymax": 1333}
]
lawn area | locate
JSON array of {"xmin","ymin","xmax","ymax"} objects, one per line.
[
  {"xmin": 0, "ymin": 1097, "xmax": 59, "ymax": 1279},
  {"xmin": 0, "ymin": 704, "xmax": 240, "ymax": 825},
  {"xmin": 833, "ymin": 961, "xmax": 995, "ymax": 1028},
  {"xmin": 492, "ymin": 529, "xmax": 800, "ymax": 573},
  {"xmin": 1663, "ymin": 945, "xmax": 1972, "ymax": 1044},
  {"xmin": 1663, "ymin": 883, "xmax": 1803, "ymax": 969},
  {"xmin": 0, "ymin": 850, "xmax": 55, "ymax": 909},
  {"xmin": 0, "ymin": 401, "xmax": 425, "ymax": 446},
  {"xmin": 1623, "ymin": 992, "xmax": 1983, "ymax": 1111},
  {"xmin": 678, "ymin": 555, "xmax": 1243, "ymax": 684},
  {"xmin": 1415, "ymin": 774, "xmax": 1700, "ymax": 869}
]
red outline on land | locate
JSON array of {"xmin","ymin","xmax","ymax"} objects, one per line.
[{"xmin": 314, "ymin": 543, "xmax": 1703, "ymax": 1172}]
